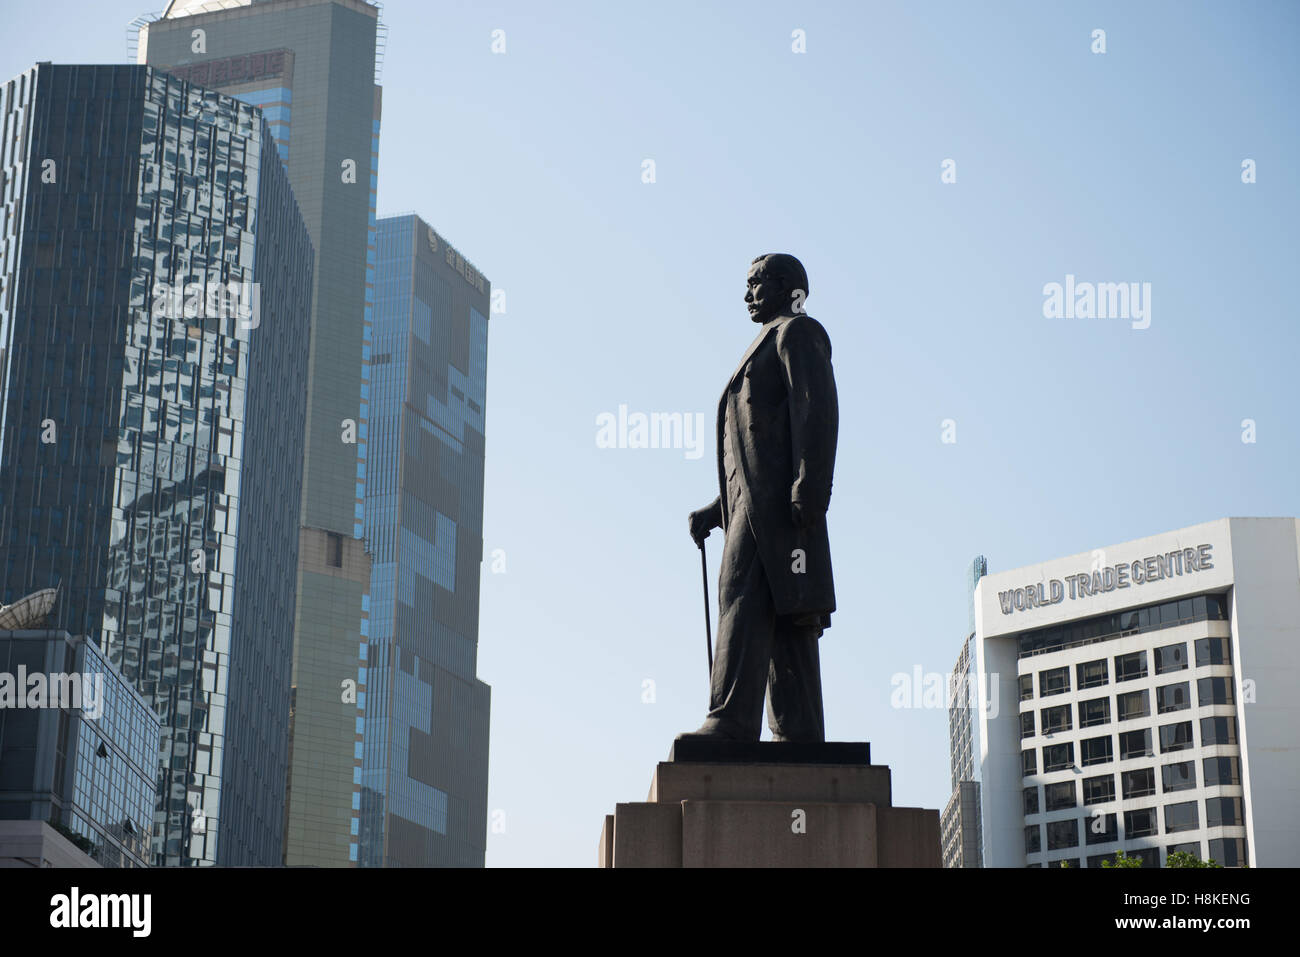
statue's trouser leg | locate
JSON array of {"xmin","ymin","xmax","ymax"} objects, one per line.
[
  {"xmin": 767, "ymin": 621, "xmax": 826, "ymax": 742},
  {"xmin": 703, "ymin": 509, "xmax": 773, "ymax": 741}
]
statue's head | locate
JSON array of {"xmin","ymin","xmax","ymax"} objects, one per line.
[{"xmin": 745, "ymin": 253, "xmax": 808, "ymax": 324}]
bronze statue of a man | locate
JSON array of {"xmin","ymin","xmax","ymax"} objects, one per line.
[{"xmin": 685, "ymin": 253, "xmax": 838, "ymax": 743}]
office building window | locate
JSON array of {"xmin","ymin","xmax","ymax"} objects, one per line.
[
  {"xmin": 1122, "ymin": 768, "xmax": 1156, "ymax": 799},
  {"xmin": 1203, "ymin": 756, "xmax": 1240, "ymax": 787},
  {"xmin": 1080, "ymin": 735, "xmax": 1113, "ymax": 767},
  {"xmin": 1205, "ymin": 797, "xmax": 1243, "ymax": 828},
  {"xmin": 1156, "ymin": 682, "xmax": 1190, "ymax": 714},
  {"xmin": 1154, "ymin": 642, "xmax": 1187, "ymax": 675},
  {"xmin": 1130, "ymin": 847, "xmax": 1160, "ymax": 868},
  {"xmin": 1194, "ymin": 637, "xmax": 1231, "ymax": 667},
  {"xmin": 328, "ymin": 532, "xmax": 343, "ymax": 568},
  {"xmin": 1124, "ymin": 807, "xmax": 1158, "ymax": 838},
  {"xmin": 1040, "ymin": 666, "xmax": 1070, "ymax": 697},
  {"xmin": 1166, "ymin": 842, "xmax": 1201, "ymax": 862},
  {"xmin": 1115, "ymin": 651, "xmax": 1147, "ymax": 682},
  {"xmin": 1047, "ymin": 819, "xmax": 1079, "ymax": 851},
  {"xmin": 1200, "ymin": 716, "xmax": 1238, "ymax": 746},
  {"xmin": 1119, "ymin": 728, "xmax": 1152, "ymax": 759},
  {"xmin": 1019, "ymin": 674, "xmax": 1034, "ymax": 700},
  {"xmin": 1197, "ymin": 677, "xmax": 1235, "ymax": 707},
  {"xmin": 1043, "ymin": 742, "xmax": 1074, "ymax": 773},
  {"xmin": 1077, "ymin": 658, "xmax": 1108, "ymax": 689},
  {"xmin": 1025, "ymin": 825, "xmax": 1041, "ymax": 854},
  {"xmin": 1022, "ymin": 749, "xmax": 1037, "ymax": 776},
  {"xmin": 1164, "ymin": 801, "xmax": 1199, "ymax": 833},
  {"xmin": 1117, "ymin": 689, "xmax": 1149, "ymax": 721},
  {"xmin": 1045, "ymin": 781, "xmax": 1076, "ymax": 811},
  {"xmin": 1080, "ymin": 696, "xmax": 1110, "ymax": 728},
  {"xmin": 1020, "ymin": 711, "xmax": 1035, "ymax": 738},
  {"xmin": 1159, "ymin": 721, "xmax": 1194, "ymax": 753},
  {"xmin": 1040, "ymin": 704, "xmax": 1071, "ymax": 734},
  {"xmin": 1086, "ymin": 812, "xmax": 1118, "ymax": 845},
  {"xmin": 1083, "ymin": 774, "xmax": 1115, "ymax": 806},
  {"xmin": 1023, "ymin": 786, "xmax": 1039, "ymax": 815},
  {"xmin": 1208, "ymin": 838, "xmax": 1248, "ymax": 867},
  {"xmin": 1017, "ymin": 594, "xmax": 1228, "ymax": 658},
  {"xmin": 1161, "ymin": 761, "xmax": 1196, "ymax": 793}
]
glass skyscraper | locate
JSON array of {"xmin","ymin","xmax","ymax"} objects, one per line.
[
  {"xmin": 0, "ymin": 63, "xmax": 313, "ymax": 865},
  {"xmin": 361, "ymin": 214, "xmax": 491, "ymax": 867},
  {"xmin": 139, "ymin": 0, "xmax": 382, "ymax": 866}
]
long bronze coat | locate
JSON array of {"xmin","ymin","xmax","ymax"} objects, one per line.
[{"xmin": 710, "ymin": 313, "xmax": 838, "ymax": 621}]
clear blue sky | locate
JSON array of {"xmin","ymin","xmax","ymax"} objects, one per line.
[{"xmin": 4, "ymin": 0, "xmax": 1297, "ymax": 868}]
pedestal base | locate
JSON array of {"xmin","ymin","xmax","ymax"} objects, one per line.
[{"xmin": 598, "ymin": 742, "xmax": 939, "ymax": 868}]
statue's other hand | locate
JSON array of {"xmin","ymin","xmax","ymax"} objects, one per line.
[{"xmin": 688, "ymin": 505, "xmax": 720, "ymax": 546}]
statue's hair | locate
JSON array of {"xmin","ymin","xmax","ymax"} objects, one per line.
[{"xmin": 751, "ymin": 253, "xmax": 809, "ymax": 299}]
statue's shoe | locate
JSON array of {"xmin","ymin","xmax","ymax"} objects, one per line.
[{"xmin": 676, "ymin": 718, "xmax": 750, "ymax": 741}]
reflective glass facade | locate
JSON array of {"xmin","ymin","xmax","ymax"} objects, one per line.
[
  {"xmin": 0, "ymin": 630, "xmax": 161, "ymax": 867},
  {"xmin": 142, "ymin": 0, "xmax": 381, "ymax": 866},
  {"xmin": 360, "ymin": 214, "xmax": 490, "ymax": 867},
  {"xmin": 0, "ymin": 63, "xmax": 312, "ymax": 865}
]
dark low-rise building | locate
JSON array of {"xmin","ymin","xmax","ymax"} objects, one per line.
[{"xmin": 0, "ymin": 629, "xmax": 160, "ymax": 867}]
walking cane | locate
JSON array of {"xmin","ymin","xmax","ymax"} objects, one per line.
[{"xmin": 698, "ymin": 539, "xmax": 714, "ymax": 677}]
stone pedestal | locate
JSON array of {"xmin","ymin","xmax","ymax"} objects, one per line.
[{"xmin": 598, "ymin": 741, "xmax": 940, "ymax": 868}]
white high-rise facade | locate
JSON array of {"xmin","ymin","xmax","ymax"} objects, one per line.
[{"xmin": 972, "ymin": 518, "xmax": 1300, "ymax": 867}]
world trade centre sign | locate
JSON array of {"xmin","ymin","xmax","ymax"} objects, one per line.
[{"xmin": 997, "ymin": 544, "xmax": 1216, "ymax": 616}]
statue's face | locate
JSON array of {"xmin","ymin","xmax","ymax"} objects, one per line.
[{"xmin": 744, "ymin": 261, "xmax": 786, "ymax": 324}]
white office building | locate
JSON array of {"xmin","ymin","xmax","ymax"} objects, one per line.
[{"xmin": 971, "ymin": 518, "xmax": 1300, "ymax": 867}]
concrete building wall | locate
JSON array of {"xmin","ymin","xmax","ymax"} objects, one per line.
[
  {"xmin": 1226, "ymin": 519, "xmax": 1300, "ymax": 867},
  {"xmin": 0, "ymin": 820, "xmax": 100, "ymax": 868}
]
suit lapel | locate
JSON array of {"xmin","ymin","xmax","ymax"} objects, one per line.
[{"xmin": 726, "ymin": 317, "xmax": 785, "ymax": 388}]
